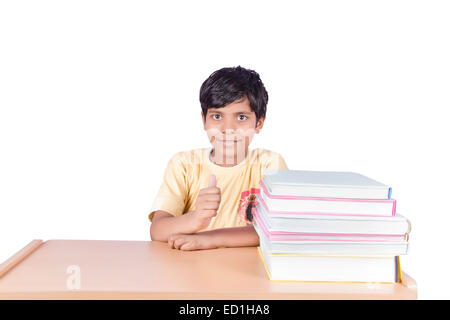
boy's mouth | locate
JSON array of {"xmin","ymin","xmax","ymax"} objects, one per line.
[{"xmin": 217, "ymin": 138, "xmax": 243, "ymax": 144}]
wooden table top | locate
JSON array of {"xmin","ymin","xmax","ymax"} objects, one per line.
[{"xmin": 0, "ymin": 239, "xmax": 417, "ymax": 299}]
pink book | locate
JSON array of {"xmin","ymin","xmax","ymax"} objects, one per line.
[
  {"xmin": 252, "ymin": 207, "xmax": 409, "ymax": 255},
  {"xmin": 252, "ymin": 208, "xmax": 408, "ymax": 243}
]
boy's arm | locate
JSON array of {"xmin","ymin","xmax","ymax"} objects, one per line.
[
  {"xmin": 151, "ymin": 175, "xmax": 221, "ymax": 242},
  {"xmin": 150, "ymin": 210, "xmax": 196, "ymax": 242},
  {"xmin": 168, "ymin": 224, "xmax": 260, "ymax": 250},
  {"xmin": 207, "ymin": 224, "xmax": 260, "ymax": 248}
]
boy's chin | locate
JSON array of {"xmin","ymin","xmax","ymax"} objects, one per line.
[{"xmin": 211, "ymin": 142, "xmax": 248, "ymax": 150}]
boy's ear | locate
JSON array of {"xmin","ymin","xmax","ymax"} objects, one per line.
[{"xmin": 255, "ymin": 116, "xmax": 265, "ymax": 134}]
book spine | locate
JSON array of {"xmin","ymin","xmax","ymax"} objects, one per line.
[
  {"xmin": 254, "ymin": 207, "xmax": 407, "ymax": 241},
  {"xmin": 260, "ymin": 181, "xmax": 395, "ymax": 203},
  {"xmin": 260, "ymin": 192, "xmax": 396, "ymax": 217}
]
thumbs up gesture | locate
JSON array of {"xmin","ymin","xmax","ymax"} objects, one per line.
[{"xmin": 187, "ymin": 174, "xmax": 221, "ymax": 233}]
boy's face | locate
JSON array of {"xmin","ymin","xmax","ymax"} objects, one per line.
[{"xmin": 202, "ymin": 95, "xmax": 265, "ymax": 165}]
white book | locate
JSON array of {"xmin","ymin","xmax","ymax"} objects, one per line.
[
  {"xmin": 259, "ymin": 181, "xmax": 396, "ymax": 217},
  {"xmin": 262, "ymin": 169, "xmax": 392, "ymax": 199},
  {"xmin": 258, "ymin": 241, "xmax": 400, "ymax": 283},
  {"xmin": 255, "ymin": 195, "xmax": 411, "ymax": 235},
  {"xmin": 254, "ymin": 217, "xmax": 409, "ymax": 255}
]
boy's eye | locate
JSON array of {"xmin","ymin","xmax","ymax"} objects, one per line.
[{"xmin": 210, "ymin": 114, "xmax": 247, "ymax": 120}]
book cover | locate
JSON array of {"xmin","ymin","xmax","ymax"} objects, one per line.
[
  {"xmin": 260, "ymin": 180, "xmax": 397, "ymax": 217},
  {"xmin": 262, "ymin": 169, "xmax": 392, "ymax": 199}
]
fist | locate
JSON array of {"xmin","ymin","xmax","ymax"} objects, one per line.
[{"xmin": 188, "ymin": 174, "xmax": 221, "ymax": 233}]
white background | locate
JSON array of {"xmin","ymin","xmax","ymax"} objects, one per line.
[{"xmin": 0, "ymin": 1, "xmax": 449, "ymax": 299}]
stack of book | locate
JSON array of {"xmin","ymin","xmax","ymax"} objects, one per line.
[{"xmin": 253, "ymin": 170, "xmax": 411, "ymax": 283}]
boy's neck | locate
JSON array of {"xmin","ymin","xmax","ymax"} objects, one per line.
[{"xmin": 210, "ymin": 148, "xmax": 249, "ymax": 167}]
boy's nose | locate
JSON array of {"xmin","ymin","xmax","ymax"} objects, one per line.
[
  {"xmin": 221, "ymin": 127, "xmax": 237, "ymax": 136},
  {"xmin": 220, "ymin": 120, "xmax": 238, "ymax": 133}
]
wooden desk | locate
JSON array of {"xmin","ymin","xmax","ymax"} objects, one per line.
[{"xmin": 0, "ymin": 239, "xmax": 417, "ymax": 299}]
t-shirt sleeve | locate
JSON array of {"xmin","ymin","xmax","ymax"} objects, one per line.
[
  {"xmin": 148, "ymin": 153, "xmax": 188, "ymax": 222},
  {"xmin": 265, "ymin": 152, "xmax": 289, "ymax": 171}
]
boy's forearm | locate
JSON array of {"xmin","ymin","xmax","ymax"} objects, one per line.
[
  {"xmin": 201, "ymin": 224, "xmax": 260, "ymax": 248},
  {"xmin": 150, "ymin": 212, "xmax": 194, "ymax": 242}
]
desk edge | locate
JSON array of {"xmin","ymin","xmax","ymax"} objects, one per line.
[{"xmin": 0, "ymin": 239, "xmax": 44, "ymax": 278}]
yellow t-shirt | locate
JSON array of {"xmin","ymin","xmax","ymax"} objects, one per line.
[{"xmin": 148, "ymin": 147, "xmax": 288, "ymax": 231}]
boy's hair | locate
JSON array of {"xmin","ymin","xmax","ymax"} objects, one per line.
[{"xmin": 199, "ymin": 66, "xmax": 268, "ymax": 124}]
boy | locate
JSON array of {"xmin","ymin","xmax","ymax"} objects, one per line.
[{"xmin": 149, "ymin": 66, "xmax": 288, "ymax": 250}]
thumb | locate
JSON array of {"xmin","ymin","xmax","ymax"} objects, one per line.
[{"xmin": 208, "ymin": 174, "xmax": 216, "ymax": 187}]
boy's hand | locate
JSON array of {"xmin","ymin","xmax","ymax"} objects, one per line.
[
  {"xmin": 168, "ymin": 233, "xmax": 217, "ymax": 251},
  {"xmin": 187, "ymin": 174, "xmax": 221, "ymax": 233}
]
